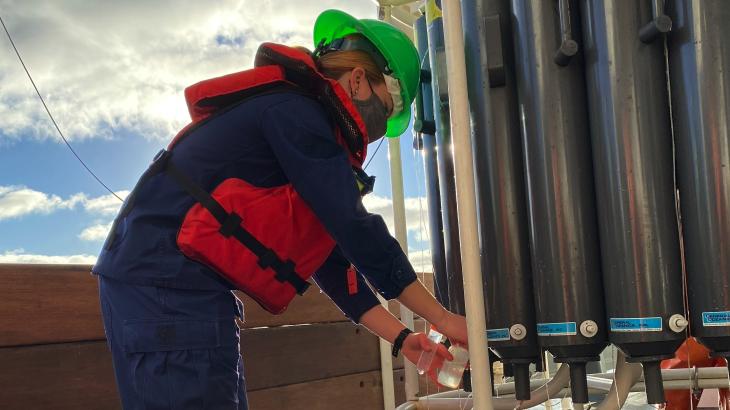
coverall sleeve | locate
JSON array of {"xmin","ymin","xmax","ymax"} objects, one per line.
[
  {"xmin": 312, "ymin": 246, "xmax": 380, "ymax": 323},
  {"xmin": 260, "ymin": 96, "xmax": 418, "ymax": 300}
]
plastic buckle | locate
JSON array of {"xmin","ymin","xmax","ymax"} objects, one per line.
[
  {"xmin": 257, "ymin": 249, "xmax": 278, "ymax": 269},
  {"xmin": 274, "ymin": 260, "xmax": 296, "ymax": 283},
  {"xmin": 219, "ymin": 213, "xmax": 242, "ymax": 238},
  {"xmin": 273, "ymin": 259, "xmax": 309, "ymax": 295},
  {"xmin": 353, "ymin": 168, "xmax": 375, "ymax": 196}
]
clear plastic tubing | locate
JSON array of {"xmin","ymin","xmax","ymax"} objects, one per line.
[{"xmin": 417, "ymin": 326, "xmax": 445, "ymax": 375}]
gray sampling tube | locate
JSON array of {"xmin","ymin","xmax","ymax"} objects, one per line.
[
  {"xmin": 511, "ymin": 0, "xmax": 608, "ymax": 404},
  {"xmin": 425, "ymin": 0, "xmax": 465, "ymax": 316},
  {"xmin": 668, "ymin": 0, "xmax": 730, "ymax": 370},
  {"xmin": 461, "ymin": 0, "xmax": 540, "ymax": 400},
  {"xmin": 581, "ymin": 0, "xmax": 686, "ymax": 404},
  {"xmin": 413, "ymin": 14, "xmax": 449, "ymax": 308}
]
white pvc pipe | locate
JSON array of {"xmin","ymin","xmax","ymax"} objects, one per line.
[
  {"xmin": 405, "ymin": 364, "xmax": 570, "ymax": 409},
  {"xmin": 591, "ymin": 367, "xmax": 730, "ymax": 382},
  {"xmin": 594, "ymin": 351, "xmax": 644, "ymax": 410},
  {"xmin": 589, "ymin": 378, "xmax": 730, "ymax": 393},
  {"xmin": 491, "ymin": 364, "xmax": 570, "ymax": 410},
  {"xmin": 405, "ymin": 358, "xmax": 636, "ymax": 410},
  {"xmin": 543, "ymin": 351, "xmax": 554, "ymax": 410},
  {"xmin": 398, "ymin": 363, "xmax": 730, "ymax": 410},
  {"xmin": 493, "ymin": 378, "xmax": 567, "ymax": 397},
  {"xmin": 390, "ymin": 7, "xmax": 418, "ymax": 26},
  {"xmin": 376, "ymin": 7, "xmax": 420, "ymax": 406},
  {"xmin": 389, "ymin": 16, "xmax": 416, "ymax": 40},
  {"xmin": 412, "ymin": 373, "xmax": 571, "ymax": 410},
  {"xmin": 377, "ymin": 0, "xmax": 419, "ymax": 6},
  {"xmin": 374, "ymin": 11, "xmax": 397, "ymax": 394},
  {"xmin": 378, "ymin": 294, "xmax": 397, "ymax": 410},
  {"xmin": 396, "ymin": 402, "xmax": 419, "ymax": 410},
  {"xmin": 698, "ymin": 367, "xmax": 730, "ymax": 380},
  {"xmin": 388, "ymin": 137, "xmax": 419, "ymax": 402},
  {"xmin": 376, "ymin": 2, "xmax": 415, "ymax": 41},
  {"xmin": 586, "ymin": 376, "xmax": 615, "ymax": 392},
  {"xmin": 422, "ymin": 390, "xmax": 471, "ymax": 399},
  {"xmin": 441, "ymin": 1, "xmax": 493, "ymax": 409}
]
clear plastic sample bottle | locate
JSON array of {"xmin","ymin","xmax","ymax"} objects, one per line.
[{"xmin": 436, "ymin": 344, "xmax": 469, "ymax": 389}]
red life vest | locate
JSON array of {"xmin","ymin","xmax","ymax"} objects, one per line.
[{"xmin": 166, "ymin": 43, "xmax": 371, "ymax": 314}]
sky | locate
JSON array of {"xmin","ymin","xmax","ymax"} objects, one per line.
[{"xmin": 0, "ymin": 0, "xmax": 434, "ymax": 271}]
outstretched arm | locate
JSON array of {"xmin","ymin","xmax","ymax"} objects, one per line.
[
  {"xmin": 359, "ymin": 303, "xmax": 452, "ymax": 377},
  {"xmin": 262, "ymin": 96, "xmax": 467, "ymax": 347},
  {"xmin": 397, "ymin": 281, "xmax": 468, "ymax": 346}
]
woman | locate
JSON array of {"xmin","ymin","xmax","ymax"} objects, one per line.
[{"xmin": 94, "ymin": 9, "xmax": 468, "ymax": 409}]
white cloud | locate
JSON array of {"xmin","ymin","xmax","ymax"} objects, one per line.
[
  {"xmin": 361, "ymin": 194, "xmax": 433, "ymax": 272},
  {"xmin": 0, "ymin": 249, "xmax": 96, "ymax": 264},
  {"xmin": 0, "ymin": 185, "xmax": 127, "ymax": 220},
  {"xmin": 408, "ymin": 248, "xmax": 433, "ymax": 273},
  {"xmin": 78, "ymin": 221, "xmax": 113, "ymax": 241},
  {"xmin": 0, "ymin": 185, "xmax": 77, "ymax": 220},
  {"xmin": 0, "ymin": 1, "xmax": 376, "ymax": 142},
  {"xmin": 362, "ymin": 194, "xmax": 431, "ymax": 244},
  {"xmin": 79, "ymin": 191, "xmax": 129, "ymax": 215}
]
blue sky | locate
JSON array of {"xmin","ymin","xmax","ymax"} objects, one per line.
[{"xmin": 0, "ymin": 1, "xmax": 432, "ymax": 269}]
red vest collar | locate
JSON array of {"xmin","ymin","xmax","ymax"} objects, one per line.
[{"xmin": 172, "ymin": 43, "xmax": 368, "ymax": 166}]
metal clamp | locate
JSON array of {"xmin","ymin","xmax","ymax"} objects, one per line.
[
  {"xmin": 554, "ymin": 0, "xmax": 578, "ymax": 66},
  {"xmin": 413, "ymin": 65, "xmax": 436, "ymax": 137},
  {"xmin": 484, "ymin": 14, "xmax": 506, "ymax": 87},
  {"xmin": 639, "ymin": 0, "xmax": 672, "ymax": 43}
]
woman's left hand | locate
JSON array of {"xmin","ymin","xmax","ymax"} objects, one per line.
[
  {"xmin": 401, "ymin": 332, "xmax": 452, "ymax": 386},
  {"xmin": 434, "ymin": 311, "xmax": 468, "ymax": 347},
  {"xmin": 394, "ymin": 282, "xmax": 468, "ymax": 347}
]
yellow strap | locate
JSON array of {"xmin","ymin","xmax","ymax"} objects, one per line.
[{"xmin": 425, "ymin": 0, "xmax": 443, "ymax": 25}]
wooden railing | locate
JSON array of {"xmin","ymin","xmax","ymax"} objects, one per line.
[{"xmin": 0, "ymin": 264, "xmax": 444, "ymax": 409}]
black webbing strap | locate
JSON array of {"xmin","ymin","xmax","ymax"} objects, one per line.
[{"xmin": 162, "ymin": 152, "xmax": 310, "ymax": 295}]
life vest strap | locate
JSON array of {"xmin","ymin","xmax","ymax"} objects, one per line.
[
  {"xmin": 161, "ymin": 150, "xmax": 311, "ymax": 296},
  {"xmin": 219, "ymin": 213, "xmax": 242, "ymax": 237}
]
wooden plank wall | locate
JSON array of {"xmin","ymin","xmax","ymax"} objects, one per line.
[{"xmin": 0, "ymin": 264, "xmax": 444, "ymax": 409}]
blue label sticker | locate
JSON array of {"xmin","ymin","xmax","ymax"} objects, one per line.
[
  {"xmin": 537, "ymin": 322, "xmax": 577, "ymax": 336},
  {"xmin": 487, "ymin": 328, "xmax": 510, "ymax": 341},
  {"xmin": 609, "ymin": 317, "xmax": 663, "ymax": 332},
  {"xmin": 702, "ymin": 311, "xmax": 730, "ymax": 327}
]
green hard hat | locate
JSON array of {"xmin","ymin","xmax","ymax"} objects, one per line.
[{"xmin": 313, "ymin": 9, "xmax": 420, "ymax": 138}]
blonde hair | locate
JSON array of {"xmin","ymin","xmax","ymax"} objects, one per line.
[{"xmin": 296, "ymin": 35, "xmax": 385, "ymax": 85}]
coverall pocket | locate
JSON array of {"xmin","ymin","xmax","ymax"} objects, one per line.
[{"xmin": 122, "ymin": 319, "xmax": 243, "ymax": 410}]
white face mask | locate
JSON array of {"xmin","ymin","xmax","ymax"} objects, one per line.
[{"xmin": 383, "ymin": 74, "xmax": 403, "ymax": 119}]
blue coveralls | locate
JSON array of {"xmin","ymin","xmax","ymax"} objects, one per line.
[{"xmin": 93, "ymin": 91, "xmax": 418, "ymax": 409}]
